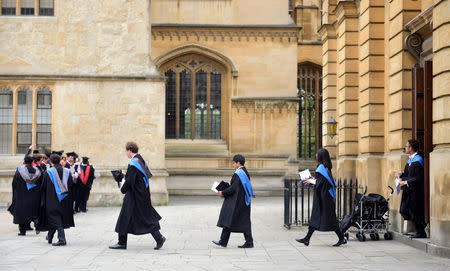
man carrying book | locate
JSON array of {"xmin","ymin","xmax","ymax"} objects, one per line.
[{"xmin": 213, "ymin": 154, "xmax": 255, "ymax": 248}]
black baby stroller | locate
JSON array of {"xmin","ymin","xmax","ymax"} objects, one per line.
[{"xmin": 340, "ymin": 186, "xmax": 394, "ymax": 241}]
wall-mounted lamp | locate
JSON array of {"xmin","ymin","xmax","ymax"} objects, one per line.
[{"xmin": 326, "ymin": 116, "xmax": 337, "ymax": 138}]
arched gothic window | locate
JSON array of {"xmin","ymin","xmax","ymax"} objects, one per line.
[
  {"xmin": 298, "ymin": 63, "xmax": 323, "ymax": 159},
  {"xmin": 161, "ymin": 55, "xmax": 224, "ymax": 139}
]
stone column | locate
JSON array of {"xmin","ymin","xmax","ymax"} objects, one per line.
[
  {"xmin": 335, "ymin": 1, "xmax": 359, "ymax": 179},
  {"xmin": 386, "ymin": 0, "xmax": 421, "ymax": 232},
  {"xmin": 319, "ymin": 24, "xmax": 338, "ymax": 159},
  {"xmin": 429, "ymin": 0, "xmax": 450, "ymax": 257},
  {"xmin": 357, "ymin": 0, "xmax": 385, "ymax": 193}
]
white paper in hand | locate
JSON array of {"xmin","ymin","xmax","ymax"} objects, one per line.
[
  {"xmin": 299, "ymin": 169, "xmax": 312, "ymax": 181},
  {"xmin": 395, "ymin": 178, "xmax": 401, "ymax": 195},
  {"xmin": 211, "ymin": 181, "xmax": 220, "ymax": 193}
]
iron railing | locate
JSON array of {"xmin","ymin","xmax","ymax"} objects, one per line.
[{"xmin": 284, "ymin": 177, "xmax": 361, "ymax": 229}]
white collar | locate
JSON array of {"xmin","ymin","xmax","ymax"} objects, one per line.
[
  {"xmin": 409, "ymin": 152, "xmax": 417, "ymax": 160},
  {"xmin": 130, "ymin": 153, "xmax": 137, "ymax": 162}
]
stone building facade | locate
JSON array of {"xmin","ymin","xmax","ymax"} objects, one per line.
[
  {"xmin": 0, "ymin": 0, "xmax": 168, "ymax": 204},
  {"xmin": 319, "ymin": 0, "xmax": 449, "ymax": 257}
]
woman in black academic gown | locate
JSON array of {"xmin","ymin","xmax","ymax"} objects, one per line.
[
  {"xmin": 77, "ymin": 157, "xmax": 95, "ymax": 213},
  {"xmin": 38, "ymin": 154, "xmax": 74, "ymax": 246},
  {"xmin": 295, "ymin": 148, "xmax": 347, "ymax": 247},
  {"xmin": 8, "ymin": 156, "xmax": 42, "ymax": 235}
]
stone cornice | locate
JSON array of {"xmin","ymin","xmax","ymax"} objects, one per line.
[
  {"xmin": 318, "ymin": 22, "xmax": 337, "ymax": 38},
  {"xmin": 405, "ymin": 5, "xmax": 434, "ymax": 35},
  {"xmin": 152, "ymin": 24, "xmax": 301, "ymax": 43},
  {"xmin": 0, "ymin": 74, "xmax": 165, "ymax": 82},
  {"xmin": 231, "ymin": 97, "xmax": 299, "ymax": 113},
  {"xmin": 334, "ymin": 0, "xmax": 358, "ymax": 24}
]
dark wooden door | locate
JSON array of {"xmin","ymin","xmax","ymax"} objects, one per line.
[{"xmin": 411, "ymin": 61, "xmax": 432, "ymax": 224}]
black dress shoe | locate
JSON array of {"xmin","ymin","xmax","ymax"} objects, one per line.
[
  {"xmin": 295, "ymin": 238, "xmax": 309, "ymax": 246},
  {"xmin": 238, "ymin": 242, "xmax": 254, "ymax": 248},
  {"xmin": 46, "ymin": 234, "xmax": 52, "ymax": 244},
  {"xmin": 333, "ymin": 239, "xmax": 347, "ymax": 247},
  {"xmin": 18, "ymin": 232, "xmax": 26, "ymax": 236},
  {"xmin": 154, "ymin": 237, "xmax": 166, "ymax": 250},
  {"xmin": 410, "ymin": 232, "xmax": 427, "ymax": 238},
  {"xmin": 52, "ymin": 240, "xmax": 66, "ymax": 246},
  {"xmin": 212, "ymin": 240, "xmax": 226, "ymax": 247},
  {"xmin": 109, "ymin": 243, "xmax": 126, "ymax": 250}
]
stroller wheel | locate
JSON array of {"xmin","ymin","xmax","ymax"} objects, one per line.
[
  {"xmin": 357, "ymin": 233, "xmax": 366, "ymax": 242},
  {"xmin": 370, "ymin": 233, "xmax": 376, "ymax": 241},
  {"xmin": 384, "ymin": 232, "xmax": 393, "ymax": 240},
  {"xmin": 375, "ymin": 233, "xmax": 380, "ymax": 240}
]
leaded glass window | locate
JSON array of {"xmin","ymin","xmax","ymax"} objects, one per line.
[
  {"xmin": 17, "ymin": 87, "xmax": 32, "ymax": 153},
  {"xmin": 37, "ymin": 88, "xmax": 51, "ymax": 149},
  {"xmin": 1, "ymin": 0, "xmax": 16, "ymax": 15},
  {"xmin": 39, "ymin": 0, "xmax": 53, "ymax": 16},
  {"xmin": 0, "ymin": 87, "xmax": 13, "ymax": 154},
  {"xmin": 161, "ymin": 55, "xmax": 223, "ymax": 140}
]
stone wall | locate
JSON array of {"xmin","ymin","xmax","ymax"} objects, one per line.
[
  {"xmin": 151, "ymin": 0, "xmax": 292, "ymax": 25},
  {"xmin": 0, "ymin": 0, "xmax": 157, "ymax": 77}
]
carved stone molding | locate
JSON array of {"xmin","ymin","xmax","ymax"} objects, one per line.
[
  {"xmin": 404, "ymin": 33, "xmax": 423, "ymax": 62},
  {"xmin": 152, "ymin": 25, "xmax": 299, "ymax": 43},
  {"xmin": 404, "ymin": 5, "xmax": 434, "ymax": 62},
  {"xmin": 231, "ymin": 98, "xmax": 299, "ymax": 114}
]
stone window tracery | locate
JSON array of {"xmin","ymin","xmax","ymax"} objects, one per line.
[
  {"xmin": 161, "ymin": 55, "xmax": 224, "ymax": 140},
  {"xmin": 0, "ymin": 85, "xmax": 52, "ymax": 154},
  {"xmin": 0, "ymin": 0, "xmax": 54, "ymax": 16}
]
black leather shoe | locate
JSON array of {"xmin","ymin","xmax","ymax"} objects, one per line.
[
  {"xmin": 18, "ymin": 232, "xmax": 26, "ymax": 236},
  {"xmin": 52, "ymin": 240, "xmax": 66, "ymax": 246},
  {"xmin": 109, "ymin": 243, "xmax": 126, "ymax": 250},
  {"xmin": 46, "ymin": 234, "xmax": 52, "ymax": 244},
  {"xmin": 212, "ymin": 240, "xmax": 226, "ymax": 247},
  {"xmin": 333, "ymin": 239, "xmax": 347, "ymax": 247},
  {"xmin": 154, "ymin": 237, "xmax": 166, "ymax": 250},
  {"xmin": 410, "ymin": 232, "xmax": 427, "ymax": 238},
  {"xmin": 238, "ymin": 242, "xmax": 254, "ymax": 248},
  {"xmin": 295, "ymin": 238, "xmax": 309, "ymax": 246}
]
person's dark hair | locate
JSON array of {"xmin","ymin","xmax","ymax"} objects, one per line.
[
  {"xmin": 24, "ymin": 156, "xmax": 33, "ymax": 165},
  {"xmin": 232, "ymin": 154, "xmax": 245, "ymax": 166},
  {"xmin": 33, "ymin": 154, "xmax": 42, "ymax": 163},
  {"xmin": 50, "ymin": 154, "xmax": 61, "ymax": 165},
  {"xmin": 317, "ymin": 148, "xmax": 333, "ymax": 171},
  {"xmin": 408, "ymin": 139, "xmax": 420, "ymax": 153},
  {"xmin": 125, "ymin": 141, "xmax": 139, "ymax": 153}
]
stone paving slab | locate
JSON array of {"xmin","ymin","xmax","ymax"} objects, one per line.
[{"xmin": 0, "ymin": 196, "xmax": 449, "ymax": 271}]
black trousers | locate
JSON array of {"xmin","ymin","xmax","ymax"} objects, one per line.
[
  {"xmin": 220, "ymin": 228, "xmax": 253, "ymax": 246},
  {"xmin": 413, "ymin": 216, "xmax": 426, "ymax": 235},
  {"xmin": 48, "ymin": 227, "xmax": 66, "ymax": 242},
  {"xmin": 303, "ymin": 226, "xmax": 344, "ymax": 241},
  {"xmin": 118, "ymin": 230, "xmax": 163, "ymax": 246}
]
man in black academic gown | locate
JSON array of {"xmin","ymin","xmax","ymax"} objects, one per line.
[
  {"xmin": 396, "ymin": 139, "xmax": 427, "ymax": 238},
  {"xmin": 8, "ymin": 156, "xmax": 42, "ymax": 236},
  {"xmin": 213, "ymin": 154, "xmax": 255, "ymax": 248},
  {"xmin": 39, "ymin": 154, "xmax": 75, "ymax": 246},
  {"xmin": 109, "ymin": 141, "xmax": 165, "ymax": 250},
  {"xmin": 76, "ymin": 157, "xmax": 95, "ymax": 213}
]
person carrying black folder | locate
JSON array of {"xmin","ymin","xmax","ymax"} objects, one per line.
[
  {"xmin": 213, "ymin": 154, "xmax": 255, "ymax": 248},
  {"xmin": 109, "ymin": 141, "xmax": 165, "ymax": 250}
]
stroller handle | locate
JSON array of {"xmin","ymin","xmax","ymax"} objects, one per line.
[
  {"xmin": 387, "ymin": 185, "xmax": 394, "ymax": 199},
  {"xmin": 363, "ymin": 186, "xmax": 368, "ymax": 195}
]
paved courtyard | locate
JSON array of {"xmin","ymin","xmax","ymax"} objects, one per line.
[{"xmin": 0, "ymin": 196, "xmax": 449, "ymax": 271}]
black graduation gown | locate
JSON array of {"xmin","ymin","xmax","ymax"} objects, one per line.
[
  {"xmin": 38, "ymin": 165, "xmax": 75, "ymax": 231},
  {"xmin": 400, "ymin": 161, "xmax": 425, "ymax": 222},
  {"xmin": 8, "ymin": 168, "xmax": 42, "ymax": 225},
  {"xmin": 78, "ymin": 165, "xmax": 95, "ymax": 203},
  {"xmin": 217, "ymin": 167, "xmax": 252, "ymax": 233},
  {"xmin": 115, "ymin": 154, "xmax": 161, "ymax": 235},
  {"xmin": 308, "ymin": 172, "xmax": 339, "ymax": 231}
]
